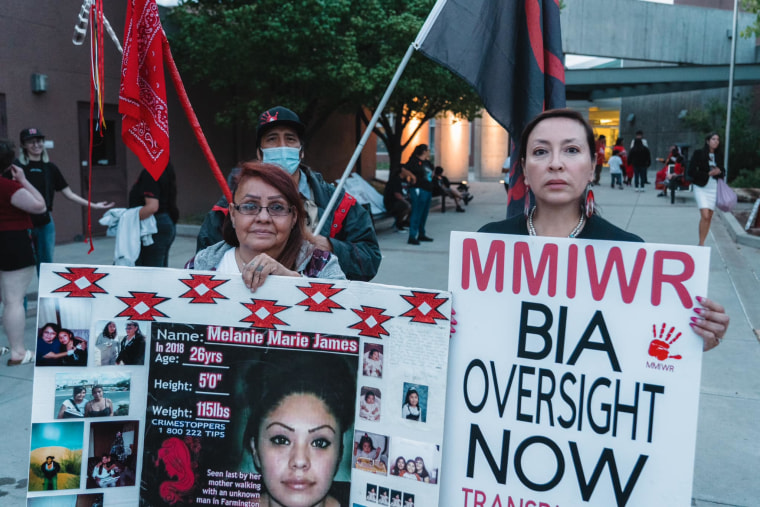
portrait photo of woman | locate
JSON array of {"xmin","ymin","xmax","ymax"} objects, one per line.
[
  {"xmin": 243, "ymin": 351, "xmax": 356, "ymax": 507},
  {"xmin": 401, "ymin": 384, "xmax": 428, "ymax": 423},
  {"xmin": 94, "ymin": 321, "xmax": 120, "ymax": 366}
]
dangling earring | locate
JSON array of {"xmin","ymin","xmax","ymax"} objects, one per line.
[
  {"xmin": 584, "ymin": 184, "xmax": 595, "ymax": 218},
  {"xmin": 524, "ymin": 188, "xmax": 532, "ymax": 218}
]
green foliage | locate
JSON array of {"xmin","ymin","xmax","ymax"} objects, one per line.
[
  {"xmin": 60, "ymin": 448, "xmax": 82, "ymax": 475},
  {"xmin": 730, "ymin": 168, "xmax": 760, "ymax": 187},
  {"xmin": 681, "ymin": 97, "xmax": 760, "ymax": 182},
  {"xmin": 167, "ymin": 0, "xmax": 483, "ymax": 169},
  {"xmin": 741, "ymin": 0, "xmax": 760, "ymax": 38}
]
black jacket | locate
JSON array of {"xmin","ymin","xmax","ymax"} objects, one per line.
[
  {"xmin": 304, "ymin": 167, "xmax": 381, "ymax": 281},
  {"xmin": 688, "ymin": 148, "xmax": 725, "ymax": 187}
]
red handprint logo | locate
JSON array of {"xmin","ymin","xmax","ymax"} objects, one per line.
[{"xmin": 648, "ymin": 323, "xmax": 683, "ymax": 361}]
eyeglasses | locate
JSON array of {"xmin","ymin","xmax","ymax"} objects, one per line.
[{"xmin": 232, "ymin": 202, "xmax": 293, "ymax": 216}]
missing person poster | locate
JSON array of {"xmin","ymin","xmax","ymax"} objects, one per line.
[
  {"xmin": 442, "ymin": 232, "xmax": 710, "ymax": 507},
  {"xmin": 28, "ymin": 264, "xmax": 451, "ymax": 507}
]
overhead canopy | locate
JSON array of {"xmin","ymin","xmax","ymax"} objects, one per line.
[{"xmin": 565, "ymin": 64, "xmax": 760, "ymax": 101}]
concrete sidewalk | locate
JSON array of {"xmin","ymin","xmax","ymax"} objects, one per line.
[{"xmin": 1, "ymin": 177, "xmax": 758, "ymax": 505}]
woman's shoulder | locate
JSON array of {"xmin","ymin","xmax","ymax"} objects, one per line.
[
  {"xmin": 478, "ymin": 214, "xmax": 526, "ymax": 235},
  {"xmin": 191, "ymin": 241, "xmax": 232, "ymax": 270}
]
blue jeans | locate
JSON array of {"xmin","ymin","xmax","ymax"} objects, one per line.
[
  {"xmin": 634, "ymin": 166, "xmax": 647, "ymax": 188},
  {"xmin": 31, "ymin": 219, "xmax": 56, "ymax": 274},
  {"xmin": 408, "ymin": 188, "xmax": 432, "ymax": 240},
  {"xmin": 136, "ymin": 213, "xmax": 176, "ymax": 267},
  {"xmin": 610, "ymin": 174, "xmax": 622, "ymax": 187}
]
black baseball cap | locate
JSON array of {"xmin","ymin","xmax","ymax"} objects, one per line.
[
  {"xmin": 256, "ymin": 106, "xmax": 305, "ymax": 146},
  {"xmin": 20, "ymin": 128, "xmax": 45, "ymax": 144}
]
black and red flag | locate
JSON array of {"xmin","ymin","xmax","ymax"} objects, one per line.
[{"xmin": 416, "ymin": 0, "xmax": 566, "ymax": 218}]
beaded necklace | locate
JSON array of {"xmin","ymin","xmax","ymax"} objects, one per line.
[{"xmin": 527, "ymin": 207, "xmax": 585, "ymax": 238}]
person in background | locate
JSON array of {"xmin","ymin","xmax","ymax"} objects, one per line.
[
  {"xmin": 593, "ymin": 134, "xmax": 606, "ymax": 185},
  {"xmin": 608, "ymin": 149, "xmax": 624, "ymax": 189},
  {"xmin": 688, "ymin": 132, "xmax": 726, "ymax": 246},
  {"xmin": 1, "ymin": 139, "xmax": 46, "ymax": 366},
  {"xmin": 433, "ymin": 166, "xmax": 471, "ymax": 212},
  {"xmin": 256, "ymin": 106, "xmax": 381, "ymax": 281},
  {"xmin": 628, "ymin": 135, "xmax": 651, "ymax": 192},
  {"xmin": 15, "ymin": 128, "xmax": 113, "ymax": 271},
  {"xmin": 383, "ymin": 168, "xmax": 411, "ymax": 232},
  {"xmin": 656, "ymin": 146, "xmax": 686, "ymax": 199},
  {"xmin": 128, "ymin": 162, "xmax": 179, "ymax": 267},
  {"xmin": 629, "ymin": 130, "xmax": 650, "ymax": 184},
  {"xmin": 404, "ymin": 144, "xmax": 434, "ymax": 245},
  {"xmin": 612, "ymin": 137, "xmax": 631, "ymax": 186},
  {"xmin": 196, "ymin": 167, "xmax": 241, "ymax": 252}
]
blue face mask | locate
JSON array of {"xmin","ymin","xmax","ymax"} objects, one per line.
[{"xmin": 261, "ymin": 147, "xmax": 301, "ymax": 175}]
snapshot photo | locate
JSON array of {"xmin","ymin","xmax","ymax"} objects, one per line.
[
  {"xmin": 86, "ymin": 421, "xmax": 139, "ymax": 489},
  {"xmin": 54, "ymin": 372, "xmax": 131, "ymax": 419},
  {"xmin": 366, "ymin": 483, "xmax": 378, "ymax": 503},
  {"xmin": 91, "ymin": 319, "xmax": 149, "ymax": 366},
  {"xmin": 36, "ymin": 298, "xmax": 92, "ymax": 367},
  {"xmin": 388, "ymin": 438, "xmax": 440, "ymax": 484},
  {"xmin": 28, "ymin": 422, "xmax": 84, "ymax": 492},
  {"xmin": 401, "ymin": 383, "xmax": 428, "ymax": 422},
  {"xmin": 352, "ymin": 431, "xmax": 389, "ymax": 475},
  {"xmin": 362, "ymin": 343, "xmax": 384, "ymax": 378},
  {"xmin": 378, "ymin": 486, "xmax": 390, "ymax": 505},
  {"xmin": 359, "ymin": 386, "xmax": 382, "ymax": 422}
]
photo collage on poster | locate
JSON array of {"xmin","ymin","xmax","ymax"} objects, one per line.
[
  {"xmin": 29, "ymin": 296, "xmax": 144, "ymax": 504},
  {"xmin": 29, "ymin": 264, "xmax": 451, "ymax": 506}
]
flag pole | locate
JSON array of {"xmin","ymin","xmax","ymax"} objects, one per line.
[
  {"xmin": 724, "ymin": 0, "xmax": 739, "ymax": 172},
  {"xmin": 314, "ymin": 0, "xmax": 448, "ymax": 235},
  {"xmin": 314, "ymin": 42, "xmax": 416, "ymax": 236}
]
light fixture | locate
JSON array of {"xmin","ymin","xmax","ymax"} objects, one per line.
[
  {"xmin": 626, "ymin": 113, "xmax": 635, "ymax": 125},
  {"xmin": 678, "ymin": 109, "xmax": 688, "ymax": 120},
  {"xmin": 31, "ymin": 73, "xmax": 47, "ymax": 94}
]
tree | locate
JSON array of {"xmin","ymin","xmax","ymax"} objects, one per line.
[
  {"xmin": 682, "ymin": 97, "xmax": 760, "ymax": 181},
  {"xmin": 166, "ymin": 0, "xmax": 482, "ymax": 170}
]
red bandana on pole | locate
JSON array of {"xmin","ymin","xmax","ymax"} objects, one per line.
[{"xmin": 119, "ymin": 0, "xmax": 170, "ymax": 180}]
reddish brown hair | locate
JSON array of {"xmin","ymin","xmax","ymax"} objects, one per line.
[{"xmin": 223, "ymin": 161, "xmax": 306, "ymax": 270}]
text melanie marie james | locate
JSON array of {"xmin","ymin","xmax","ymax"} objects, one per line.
[{"xmin": 155, "ymin": 326, "xmax": 359, "ymax": 354}]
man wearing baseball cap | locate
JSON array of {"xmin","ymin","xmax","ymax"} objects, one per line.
[
  {"xmin": 15, "ymin": 128, "xmax": 114, "ymax": 271},
  {"xmin": 256, "ymin": 106, "xmax": 381, "ymax": 281}
]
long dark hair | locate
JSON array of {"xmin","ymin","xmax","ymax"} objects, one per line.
[
  {"xmin": 101, "ymin": 321, "xmax": 117, "ymax": 339},
  {"xmin": 222, "ymin": 161, "xmax": 307, "ymax": 270},
  {"xmin": 244, "ymin": 351, "xmax": 355, "ymax": 466}
]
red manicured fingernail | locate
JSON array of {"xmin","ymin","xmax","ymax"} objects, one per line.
[
  {"xmin": 690, "ymin": 316, "xmax": 700, "ymax": 323},
  {"xmin": 696, "ymin": 296, "xmax": 704, "ymax": 303},
  {"xmin": 689, "ymin": 322, "xmax": 697, "ymax": 328},
  {"xmin": 451, "ymin": 318, "xmax": 457, "ymax": 326},
  {"xmin": 694, "ymin": 308, "xmax": 702, "ymax": 315}
]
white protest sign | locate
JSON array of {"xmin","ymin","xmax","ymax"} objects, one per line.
[
  {"xmin": 442, "ymin": 232, "xmax": 709, "ymax": 507},
  {"xmin": 27, "ymin": 264, "xmax": 450, "ymax": 507}
]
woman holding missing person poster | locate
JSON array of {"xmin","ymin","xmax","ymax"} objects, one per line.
[
  {"xmin": 189, "ymin": 162, "xmax": 344, "ymax": 289},
  {"xmin": 244, "ymin": 351, "xmax": 355, "ymax": 507},
  {"xmin": 479, "ymin": 109, "xmax": 729, "ymax": 351}
]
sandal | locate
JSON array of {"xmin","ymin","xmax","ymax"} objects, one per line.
[
  {"xmin": 0, "ymin": 347, "xmax": 9, "ymax": 356},
  {"xmin": 7, "ymin": 349, "xmax": 34, "ymax": 366}
]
